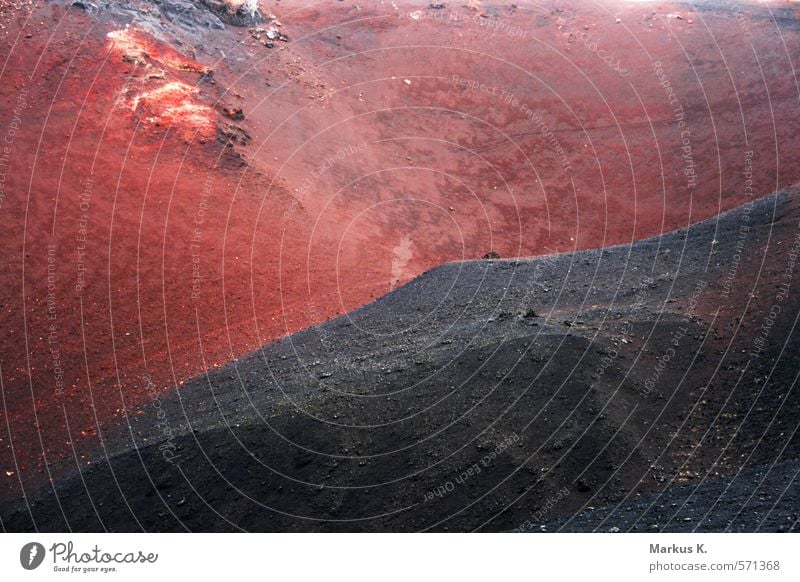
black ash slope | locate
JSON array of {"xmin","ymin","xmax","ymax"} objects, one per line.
[
  {"xmin": 535, "ymin": 458, "xmax": 800, "ymax": 533},
  {"xmin": 4, "ymin": 188, "xmax": 800, "ymax": 532}
]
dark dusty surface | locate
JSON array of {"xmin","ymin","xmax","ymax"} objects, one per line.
[
  {"xmin": 3, "ymin": 187, "xmax": 800, "ymax": 531},
  {"xmin": 532, "ymin": 458, "xmax": 800, "ymax": 533}
]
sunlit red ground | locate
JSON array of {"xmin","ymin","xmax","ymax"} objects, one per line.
[{"xmin": 1, "ymin": 0, "xmax": 799, "ymax": 501}]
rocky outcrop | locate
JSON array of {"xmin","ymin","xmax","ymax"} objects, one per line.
[{"xmin": 198, "ymin": 0, "xmax": 263, "ymax": 26}]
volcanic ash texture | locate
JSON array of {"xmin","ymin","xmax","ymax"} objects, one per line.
[{"xmin": 4, "ymin": 188, "xmax": 800, "ymax": 532}]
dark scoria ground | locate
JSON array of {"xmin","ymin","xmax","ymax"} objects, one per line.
[
  {"xmin": 3, "ymin": 187, "xmax": 800, "ymax": 532},
  {"xmin": 534, "ymin": 459, "xmax": 800, "ymax": 533}
]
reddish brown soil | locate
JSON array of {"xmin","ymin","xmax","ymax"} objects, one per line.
[{"xmin": 1, "ymin": 0, "xmax": 799, "ymax": 501}]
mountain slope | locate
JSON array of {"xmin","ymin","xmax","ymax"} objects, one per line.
[{"xmin": 4, "ymin": 186, "xmax": 800, "ymax": 531}]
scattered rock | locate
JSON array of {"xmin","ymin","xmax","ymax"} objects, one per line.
[
  {"xmin": 221, "ymin": 106, "xmax": 245, "ymax": 121},
  {"xmin": 70, "ymin": 1, "xmax": 97, "ymax": 11},
  {"xmin": 250, "ymin": 26, "xmax": 289, "ymax": 46},
  {"xmin": 217, "ymin": 123, "xmax": 251, "ymax": 146}
]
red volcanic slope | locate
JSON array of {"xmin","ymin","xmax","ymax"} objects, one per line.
[{"xmin": 1, "ymin": 0, "xmax": 799, "ymax": 497}]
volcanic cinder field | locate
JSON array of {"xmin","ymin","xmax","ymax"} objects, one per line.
[{"xmin": 1, "ymin": 0, "xmax": 800, "ymax": 532}]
